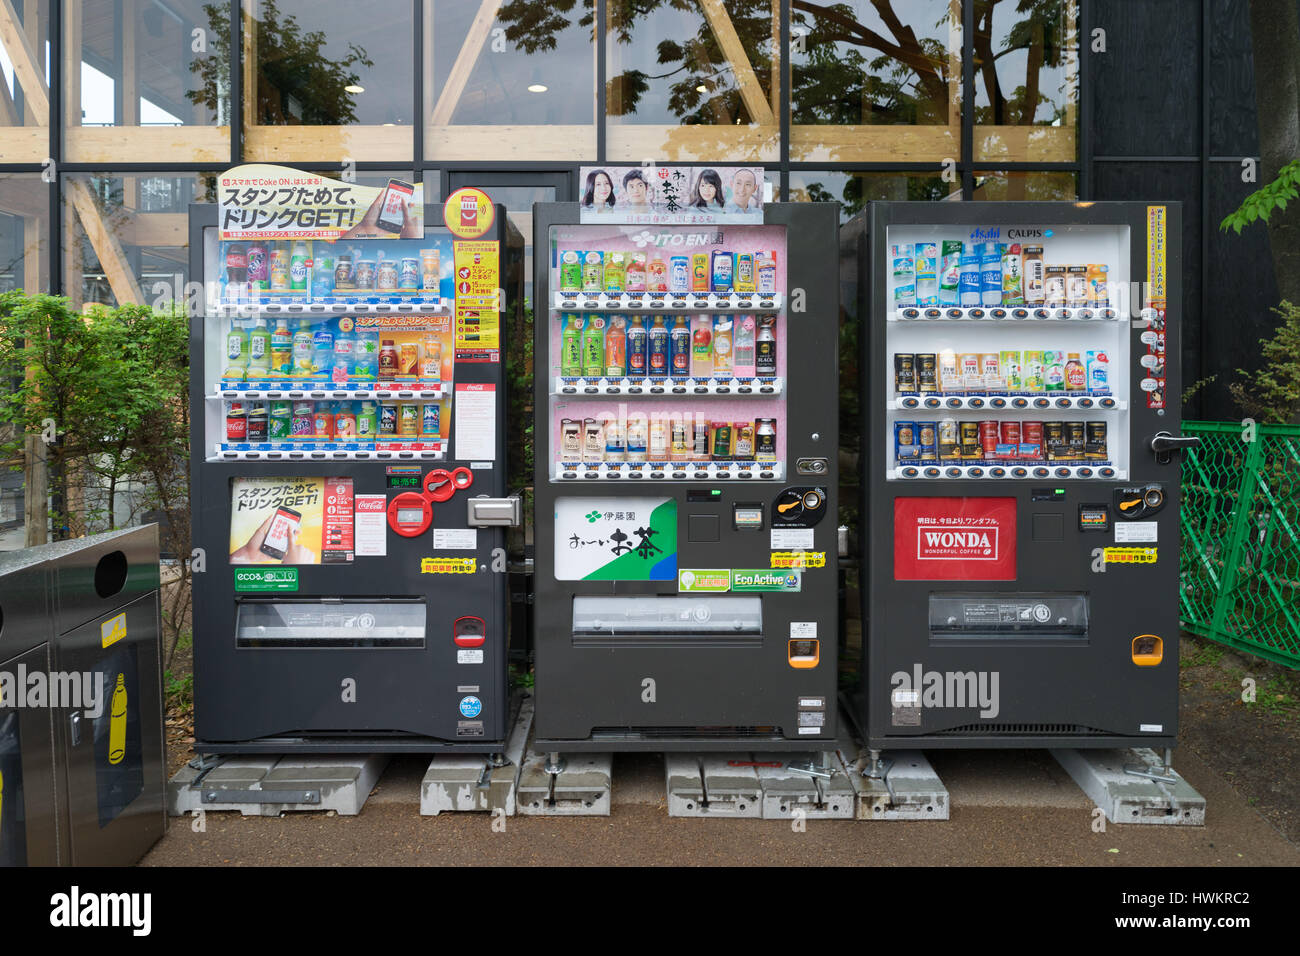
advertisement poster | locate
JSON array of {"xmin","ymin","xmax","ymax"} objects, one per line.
[
  {"xmin": 453, "ymin": 240, "xmax": 501, "ymax": 361},
  {"xmin": 579, "ymin": 166, "xmax": 764, "ymax": 225},
  {"xmin": 555, "ymin": 497, "xmax": 677, "ymax": 581},
  {"xmin": 229, "ymin": 476, "xmax": 354, "ymax": 565},
  {"xmin": 218, "ymin": 164, "xmax": 424, "ymax": 241},
  {"xmin": 894, "ymin": 497, "xmax": 1017, "ymax": 581},
  {"xmin": 444, "ymin": 187, "xmax": 496, "ymax": 239}
]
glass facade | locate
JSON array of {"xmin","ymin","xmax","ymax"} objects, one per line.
[{"xmin": 0, "ymin": 0, "xmax": 1086, "ymax": 303}]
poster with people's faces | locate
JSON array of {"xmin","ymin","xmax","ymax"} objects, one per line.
[{"xmin": 579, "ymin": 166, "xmax": 765, "ymax": 225}]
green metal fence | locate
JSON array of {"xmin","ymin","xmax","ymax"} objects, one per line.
[{"xmin": 1180, "ymin": 420, "xmax": 1300, "ymax": 667}]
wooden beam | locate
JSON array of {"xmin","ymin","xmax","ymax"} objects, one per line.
[
  {"xmin": 427, "ymin": 124, "xmax": 596, "ymax": 161},
  {"xmin": 0, "ymin": 71, "xmax": 19, "ymax": 126},
  {"xmin": 0, "ymin": 0, "xmax": 48, "ymax": 123},
  {"xmin": 0, "ymin": 175, "xmax": 48, "ymax": 218},
  {"xmin": 66, "ymin": 178, "xmax": 145, "ymax": 305},
  {"xmin": 65, "ymin": 0, "xmax": 81, "ymax": 132},
  {"xmin": 65, "ymin": 126, "xmax": 230, "ymax": 162},
  {"xmin": 23, "ymin": 213, "xmax": 40, "ymax": 292},
  {"xmin": 244, "ymin": 124, "xmax": 415, "ymax": 162},
  {"xmin": 428, "ymin": 0, "xmax": 503, "ymax": 128},
  {"xmin": 699, "ymin": 0, "xmax": 775, "ymax": 126},
  {"xmin": 607, "ymin": 122, "xmax": 779, "ymax": 162},
  {"xmin": 947, "ymin": 0, "xmax": 961, "ymax": 129},
  {"xmin": 122, "ymin": 0, "xmax": 138, "ymax": 126}
]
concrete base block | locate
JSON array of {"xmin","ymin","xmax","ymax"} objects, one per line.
[
  {"xmin": 847, "ymin": 750, "xmax": 949, "ymax": 821},
  {"xmin": 1051, "ymin": 748, "xmax": 1207, "ymax": 826},
  {"xmin": 168, "ymin": 755, "xmax": 387, "ymax": 817},
  {"xmin": 420, "ymin": 695, "xmax": 533, "ymax": 816},
  {"xmin": 517, "ymin": 750, "xmax": 612, "ymax": 816},
  {"xmin": 665, "ymin": 754, "xmax": 762, "ymax": 817},
  {"xmin": 757, "ymin": 754, "xmax": 856, "ymax": 820}
]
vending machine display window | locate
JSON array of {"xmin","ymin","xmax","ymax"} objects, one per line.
[{"xmin": 545, "ymin": 223, "xmax": 789, "ymax": 482}]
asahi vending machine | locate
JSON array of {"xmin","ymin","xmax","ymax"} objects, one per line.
[
  {"xmin": 532, "ymin": 168, "xmax": 840, "ymax": 752},
  {"xmin": 856, "ymin": 201, "xmax": 1195, "ymax": 752},
  {"xmin": 190, "ymin": 170, "xmax": 521, "ymax": 753}
]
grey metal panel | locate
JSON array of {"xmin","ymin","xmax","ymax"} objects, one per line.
[
  {"xmin": 531, "ymin": 203, "xmax": 842, "ymax": 751},
  {"xmin": 54, "ymin": 591, "xmax": 166, "ymax": 866},
  {"xmin": 0, "ymin": 644, "xmax": 60, "ymax": 866},
  {"xmin": 860, "ymin": 201, "xmax": 1182, "ymax": 752},
  {"xmin": 187, "ymin": 204, "xmax": 519, "ymax": 753},
  {"xmin": 51, "ymin": 525, "xmax": 160, "ymax": 639},
  {"xmin": 0, "ymin": 557, "xmax": 51, "ymax": 658}
]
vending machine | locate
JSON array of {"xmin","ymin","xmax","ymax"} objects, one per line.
[
  {"xmin": 532, "ymin": 194, "xmax": 841, "ymax": 752},
  {"xmin": 856, "ymin": 201, "xmax": 1195, "ymax": 752},
  {"xmin": 189, "ymin": 177, "xmax": 522, "ymax": 753}
]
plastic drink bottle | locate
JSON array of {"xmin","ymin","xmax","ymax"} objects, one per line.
[
  {"xmin": 332, "ymin": 323, "xmax": 354, "ymax": 383},
  {"xmin": 292, "ymin": 319, "xmax": 314, "ymax": 377},
  {"xmin": 290, "ymin": 241, "xmax": 310, "ymax": 292},
  {"xmin": 247, "ymin": 319, "xmax": 271, "ymax": 375},
  {"xmin": 732, "ymin": 314, "xmax": 756, "ymax": 377},
  {"xmin": 648, "ymin": 315, "xmax": 669, "ymax": 376},
  {"xmin": 581, "ymin": 315, "xmax": 606, "ymax": 378},
  {"xmin": 224, "ymin": 318, "xmax": 249, "ymax": 380},
  {"xmin": 311, "ymin": 321, "xmax": 334, "ymax": 381},
  {"xmin": 561, "ymin": 314, "xmax": 583, "ymax": 377},
  {"xmin": 353, "ymin": 329, "xmax": 378, "ymax": 381},
  {"xmin": 605, "ymin": 316, "xmax": 627, "ymax": 377},
  {"xmin": 270, "ymin": 317, "xmax": 292, "ymax": 375},
  {"xmin": 669, "ymin": 316, "xmax": 690, "ymax": 379},
  {"xmin": 627, "ymin": 316, "xmax": 647, "ymax": 376}
]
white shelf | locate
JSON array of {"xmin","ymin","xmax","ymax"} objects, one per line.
[
  {"xmin": 213, "ymin": 440, "xmax": 446, "ymax": 461},
  {"xmin": 889, "ymin": 306, "xmax": 1127, "ymax": 323},
  {"xmin": 553, "ymin": 376, "xmax": 782, "ymax": 397},
  {"xmin": 552, "ymin": 291, "xmax": 782, "ymax": 313},
  {"xmin": 890, "ymin": 395, "xmax": 1124, "ymax": 412},
  {"xmin": 553, "ymin": 461, "xmax": 783, "ymax": 481},
  {"xmin": 890, "ymin": 464, "xmax": 1125, "ymax": 481},
  {"xmin": 213, "ymin": 384, "xmax": 445, "ymax": 400},
  {"xmin": 211, "ymin": 300, "xmax": 449, "ymax": 317}
]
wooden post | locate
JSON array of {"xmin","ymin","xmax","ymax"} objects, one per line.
[
  {"xmin": 429, "ymin": 0, "xmax": 503, "ymax": 128},
  {"xmin": 0, "ymin": 0, "xmax": 49, "ymax": 124},
  {"xmin": 699, "ymin": 0, "xmax": 775, "ymax": 126},
  {"xmin": 122, "ymin": 0, "xmax": 138, "ymax": 210},
  {"xmin": 67, "ymin": 178, "xmax": 145, "ymax": 305}
]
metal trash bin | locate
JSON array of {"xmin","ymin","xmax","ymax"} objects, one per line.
[{"xmin": 0, "ymin": 525, "xmax": 166, "ymax": 866}]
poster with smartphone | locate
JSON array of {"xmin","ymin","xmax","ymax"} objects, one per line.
[
  {"xmin": 229, "ymin": 476, "xmax": 354, "ymax": 565},
  {"xmin": 217, "ymin": 164, "xmax": 425, "ymax": 241}
]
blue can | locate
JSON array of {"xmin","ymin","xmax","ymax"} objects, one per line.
[
  {"xmin": 422, "ymin": 402, "xmax": 440, "ymax": 436},
  {"xmin": 669, "ymin": 256, "xmax": 690, "ymax": 294},
  {"xmin": 400, "ymin": 257, "xmax": 421, "ymax": 289}
]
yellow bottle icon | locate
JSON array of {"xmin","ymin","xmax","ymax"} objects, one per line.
[{"xmin": 109, "ymin": 673, "xmax": 127, "ymax": 765}]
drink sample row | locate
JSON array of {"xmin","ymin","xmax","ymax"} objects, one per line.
[
  {"xmin": 893, "ymin": 241, "xmax": 1110, "ymax": 309},
  {"xmin": 560, "ymin": 415, "xmax": 778, "ymax": 463},
  {"xmin": 895, "ymin": 419, "xmax": 1109, "ymax": 464},
  {"xmin": 222, "ymin": 240, "xmax": 440, "ymax": 302},
  {"xmin": 225, "ymin": 399, "xmax": 440, "ymax": 443},
  {"xmin": 561, "ymin": 314, "xmax": 777, "ymax": 380},
  {"xmin": 896, "ymin": 349, "xmax": 1110, "ymax": 397},
  {"xmin": 223, "ymin": 317, "xmax": 442, "ymax": 383},
  {"xmin": 558, "ymin": 249, "xmax": 779, "ymax": 296}
]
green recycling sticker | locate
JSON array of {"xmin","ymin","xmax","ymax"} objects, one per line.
[
  {"xmin": 234, "ymin": 567, "xmax": 299, "ymax": 592},
  {"xmin": 677, "ymin": 569, "xmax": 731, "ymax": 592}
]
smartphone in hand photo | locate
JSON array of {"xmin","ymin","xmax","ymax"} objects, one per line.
[
  {"xmin": 259, "ymin": 506, "xmax": 302, "ymax": 561},
  {"xmin": 375, "ymin": 178, "xmax": 415, "ymax": 235}
]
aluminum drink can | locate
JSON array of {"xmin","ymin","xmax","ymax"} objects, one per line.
[
  {"xmin": 978, "ymin": 420, "xmax": 1000, "ymax": 458},
  {"xmin": 398, "ymin": 403, "xmax": 420, "ymax": 437},
  {"xmin": 894, "ymin": 421, "xmax": 918, "ymax": 460},
  {"xmin": 917, "ymin": 421, "xmax": 938, "ymax": 460},
  {"xmin": 268, "ymin": 400, "xmax": 292, "ymax": 440},
  {"xmin": 422, "ymin": 402, "xmax": 440, "ymax": 436},
  {"xmin": 247, "ymin": 402, "xmax": 268, "ymax": 442},
  {"xmin": 379, "ymin": 402, "xmax": 398, "ymax": 436}
]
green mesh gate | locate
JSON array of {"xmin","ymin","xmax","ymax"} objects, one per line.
[{"xmin": 1180, "ymin": 421, "xmax": 1300, "ymax": 667}]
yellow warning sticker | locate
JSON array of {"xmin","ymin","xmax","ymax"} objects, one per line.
[
  {"xmin": 770, "ymin": 551, "xmax": 827, "ymax": 569},
  {"xmin": 421, "ymin": 557, "xmax": 477, "ymax": 574},
  {"xmin": 101, "ymin": 612, "xmax": 127, "ymax": 648},
  {"xmin": 1104, "ymin": 547, "xmax": 1157, "ymax": 565}
]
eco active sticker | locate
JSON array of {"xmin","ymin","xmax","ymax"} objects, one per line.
[
  {"xmin": 678, "ymin": 569, "xmax": 730, "ymax": 592},
  {"xmin": 770, "ymin": 551, "xmax": 826, "ymax": 569},
  {"xmin": 1103, "ymin": 547, "xmax": 1157, "ymax": 565},
  {"xmin": 731, "ymin": 570, "xmax": 802, "ymax": 593},
  {"xmin": 421, "ymin": 557, "xmax": 477, "ymax": 573},
  {"xmin": 233, "ymin": 568, "xmax": 300, "ymax": 592},
  {"xmin": 554, "ymin": 497, "xmax": 677, "ymax": 581}
]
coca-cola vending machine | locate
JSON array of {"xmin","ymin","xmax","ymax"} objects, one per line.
[{"xmin": 852, "ymin": 201, "xmax": 1196, "ymax": 754}]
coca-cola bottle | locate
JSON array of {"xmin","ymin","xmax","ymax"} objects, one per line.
[{"xmin": 225, "ymin": 242, "xmax": 247, "ymax": 302}]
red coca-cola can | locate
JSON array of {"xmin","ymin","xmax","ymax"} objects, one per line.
[
  {"xmin": 978, "ymin": 420, "xmax": 999, "ymax": 457},
  {"xmin": 226, "ymin": 401, "xmax": 247, "ymax": 441},
  {"xmin": 999, "ymin": 421, "xmax": 1021, "ymax": 445}
]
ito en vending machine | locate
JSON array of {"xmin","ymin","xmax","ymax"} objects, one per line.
[
  {"xmin": 532, "ymin": 171, "xmax": 840, "ymax": 753},
  {"xmin": 855, "ymin": 201, "xmax": 1197, "ymax": 755},
  {"xmin": 190, "ymin": 170, "xmax": 521, "ymax": 753}
]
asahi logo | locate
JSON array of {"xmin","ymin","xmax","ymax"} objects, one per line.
[
  {"xmin": 891, "ymin": 663, "xmax": 1001, "ymax": 718},
  {"xmin": 917, "ymin": 523, "xmax": 999, "ymax": 559},
  {"xmin": 968, "ymin": 226, "xmax": 1053, "ymax": 241}
]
